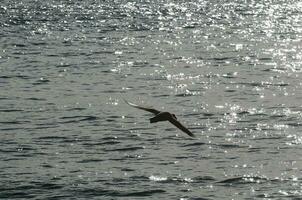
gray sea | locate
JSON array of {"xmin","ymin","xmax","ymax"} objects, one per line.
[{"xmin": 1, "ymin": 0, "xmax": 302, "ymax": 199}]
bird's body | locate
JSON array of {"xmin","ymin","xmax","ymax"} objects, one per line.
[
  {"xmin": 125, "ymin": 100, "xmax": 195, "ymax": 137},
  {"xmin": 150, "ymin": 112, "xmax": 175, "ymax": 123}
]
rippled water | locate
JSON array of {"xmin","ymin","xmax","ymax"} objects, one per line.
[{"xmin": 1, "ymin": 0, "xmax": 302, "ymax": 199}]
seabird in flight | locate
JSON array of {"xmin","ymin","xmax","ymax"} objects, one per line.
[{"xmin": 125, "ymin": 100, "xmax": 195, "ymax": 137}]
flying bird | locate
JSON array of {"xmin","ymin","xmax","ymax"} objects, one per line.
[{"xmin": 125, "ymin": 100, "xmax": 195, "ymax": 137}]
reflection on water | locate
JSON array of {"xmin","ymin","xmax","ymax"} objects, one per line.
[{"xmin": 1, "ymin": 0, "xmax": 302, "ymax": 199}]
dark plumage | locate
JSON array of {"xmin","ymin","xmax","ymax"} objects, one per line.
[{"xmin": 125, "ymin": 100, "xmax": 195, "ymax": 137}]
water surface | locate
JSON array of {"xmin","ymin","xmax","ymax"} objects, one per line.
[{"xmin": 1, "ymin": 0, "xmax": 302, "ymax": 199}]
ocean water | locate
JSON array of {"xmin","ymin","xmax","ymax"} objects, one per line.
[{"xmin": 1, "ymin": 0, "xmax": 302, "ymax": 199}]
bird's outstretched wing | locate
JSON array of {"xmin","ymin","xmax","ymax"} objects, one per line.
[
  {"xmin": 124, "ymin": 99, "xmax": 161, "ymax": 115},
  {"xmin": 168, "ymin": 118, "xmax": 195, "ymax": 137}
]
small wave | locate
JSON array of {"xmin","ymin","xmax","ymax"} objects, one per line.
[
  {"xmin": 287, "ymin": 122, "xmax": 302, "ymax": 127},
  {"xmin": 66, "ymin": 107, "xmax": 86, "ymax": 111},
  {"xmin": 217, "ymin": 175, "xmax": 268, "ymax": 185},
  {"xmin": 0, "ymin": 148, "xmax": 18, "ymax": 153},
  {"xmin": 0, "ymin": 75, "xmax": 12, "ymax": 79},
  {"xmin": 32, "ymin": 78, "xmax": 50, "ymax": 85},
  {"xmin": 238, "ymin": 81, "xmax": 289, "ymax": 87},
  {"xmin": 149, "ymin": 175, "xmax": 195, "ymax": 184},
  {"xmin": 38, "ymin": 183, "xmax": 63, "ymax": 190},
  {"xmin": 60, "ymin": 115, "xmax": 97, "ymax": 120},
  {"xmin": 59, "ymin": 115, "xmax": 99, "ymax": 123},
  {"xmin": 41, "ymin": 164, "xmax": 53, "ymax": 168},
  {"xmin": 237, "ymin": 111, "xmax": 250, "ymax": 115},
  {"xmin": 149, "ymin": 175, "xmax": 168, "ymax": 182},
  {"xmin": 201, "ymin": 112, "xmax": 216, "ymax": 118},
  {"xmin": 0, "ymin": 109, "xmax": 23, "ymax": 113},
  {"xmin": 37, "ymin": 136, "xmax": 69, "ymax": 140},
  {"xmin": 252, "ymin": 136, "xmax": 283, "ymax": 141},
  {"xmin": 101, "ymin": 141, "xmax": 120, "ymax": 145},
  {"xmin": 102, "ymin": 136, "xmax": 118, "ymax": 140},
  {"xmin": 182, "ymin": 142, "xmax": 206, "ymax": 147},
  {"xmin": 77, "ymin": 158, "xmax": 104, "ymax": 163},
  {"xmin": 0, "ymin": 120, "xmax": 29, "ymax": 124},
  {"xmin": 183, "ymin": 24, "xmax": 196, "ymax": 29},
  {"xmin": 248, "ymin": 147, "xmax": 263, "ymax": 152},
  {"xmin": 0, "ymin": 191, "xmax": 35, "ymax": 199},
  {"xmin": 30, "ymin": 41, "xmax": 47, "ymax": 46},
  {"xmin": 149, "ymin": 175, "xmax": 217, "ymax": 184},
  {"xmin": 153, "ymin": 94, "xmax": 170, "ymax": 97},
  {"xmin": 0, "ymin": 75, "xmax": 30, "ymax": 79},
  {"xmin": 175, "ymin": 90, "xmax": 201, "ymax": 97},
  {"xmin": 210, "ymin": 57, "xmax": 232, "ymax": 61},
  {"xmin": 82, "ymin": 141, "xmax": 120, "ymax": 146},
  {"xmin": 215, "ymin": 143, "xmax": 247, "ymax": 149},
  {"xmin": 104, "ymin": 146, "xmax": 144, "ymax": 152},
  {"xmin": 121, "ymin": 168, "xmax": 136, "ymax": 172},
  {"xmin": 79, "ymin": 116, "xmax": 99, "ymax": 121},
  {"xmin": 193, "ymin": 176, "xmax": 216, "ymax": 183},
  {"xmin": 75, "ymin": 188, "xmax": 165, "ymax": 197},
  {"xmin": 56, "ymin": 62, "xmax": 72, "ymax": 68},
  {"xmin": 0, "ymin": 127, "xmax": 24, "ymax": 131},
  {"xmin": 123, "ymin": 189, "xmax": 166, "ymax": 197},
  {"xmin": 26, "ymin": 97, "xmax": 46, "ymax": 101}
]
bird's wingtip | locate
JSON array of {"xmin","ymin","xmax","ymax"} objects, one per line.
[{"xmin": 188, "ymin": 132, "xmax": 196, "ymax": 138}]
